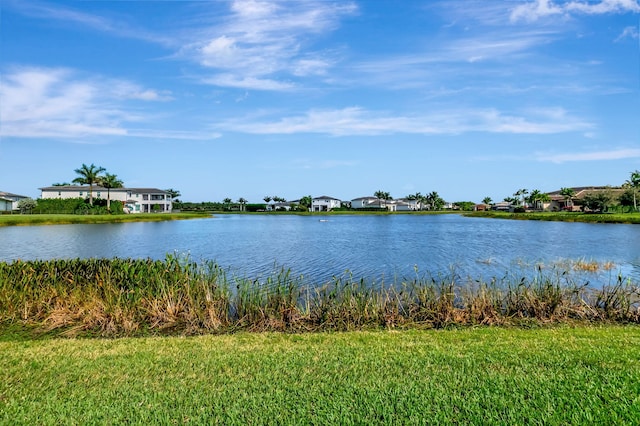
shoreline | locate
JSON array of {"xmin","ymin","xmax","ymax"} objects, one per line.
[
  {"xmin": 0, "ymin": 212, "xmax": 210, "ymax": 227},
  {"xmin": 4, "ymin": 210, "xmax": 640, "ymax": 226}
]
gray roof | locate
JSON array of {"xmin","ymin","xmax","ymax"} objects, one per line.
[
  {"xmin": 40, "ymin": 185, "xmax": 168, "ymax": 194},
  {"xmin": 313, "ymin": 195, "xmax": 341, "ymax": 201},
  {"xmin": 351, "ymin": 196, "xmax": 378, "ymax": 201},
  {"xmin": 0, "ymin": 191, "xmax": 28, "ymax": 199}
]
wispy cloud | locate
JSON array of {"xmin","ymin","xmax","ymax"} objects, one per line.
[
  {"xmin": 181, "ymin": 0, "xmax": 357, "ymax": 90},
  {"xmin": 616, "ymin": 25, "xmax": 640, "ymax": 41},
  {"xmin": 0, "ymin": 66, "xmax": 209, "ymax": 141},
  {"xmin": 291, "ymin": 159, "xmax": 358, "ymax": 170},
  {"xmin": 215, "ymin": 106, "xmax": 592, "ymax": 136},
  {"xmin": 536, "ymin": 148, "xmax": 640, "ymax": 163},
  {"xmin": 5, "ymin": 0, "xmax": 173, "ymax": 45},
  {"xmin": 511, "ymin": 0, "xmax": 640, "ymax": 22}
]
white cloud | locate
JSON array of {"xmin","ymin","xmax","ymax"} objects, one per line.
[
  {"xmin": 184, "ymin": 0, "xmax": 357, "ymax": 90},
  {"xmin": 5, "ymin": 0, "xmax": 173, "ymax": 45},
  {"xmin": 0, "ymin": 67, "xmax": 189, "ymax": 140},
  {"xmin": 202, "ymin": 74, "xmax": 295, "ymax": 91},
  {"xmin": 536, "ymin": 148, "xmax": 640, "ymax": 163},
  {"xmin": 511, "ymin": 0, "xmax": 640, "ymax": 22},
  {"xmin": 510, "ymin": 0, "xmax": 565, "ymax": 22},
  {"xmin": 616, "ymin": 25, "xmax": 640, "ymax": 41},
  {"xmin": 215, "ymin": 106, "xmax": 592, "ymax": 136}
]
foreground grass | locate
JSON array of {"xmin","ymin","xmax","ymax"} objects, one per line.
[
  {"xmin": 465, "ymin": 210, "xmax": 640, "ymax": 224},
  {"xmin": 0, "ymin": 212, "xmax": 210, "ymax": 227},
  {"xmin": 1, "ymin": 326, "xmax": 639, "ymax": 424},
  {"xmin": 1, "ymin": 257, "xmax": 638, "ymax": 337}
]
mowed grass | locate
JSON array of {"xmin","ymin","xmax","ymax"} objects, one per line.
[
  {"xmin": 465, "ymin": 211, "xmax": 640, "ymax": 224},
  {"xmin": 0, "ymin": 212, "xmax": 210, "ymax": 227},
  {"xmin": 1, "ymin": 326, "xmax": 639, "ymax": 425}
]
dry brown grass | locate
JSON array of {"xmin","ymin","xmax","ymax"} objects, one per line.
[{"xmin": 1, "ymin": 256, "xmax": 638, "ymax": 337}]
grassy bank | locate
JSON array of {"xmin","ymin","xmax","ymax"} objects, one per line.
[
  {"xmin": 0, "ymin": 212, "xmax": 210, "ymax": 227},
  {"xmin": 465, "ymin": 210, "xmax": 640, "ymax": 224},
  {"xmin": 1, "ymin": 256, "xmax": 638, "ymax": 337},
  {"xmin": 1, "ymin": 327, "xmax": 639, "ymax": 424}
]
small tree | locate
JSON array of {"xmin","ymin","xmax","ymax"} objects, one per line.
[
  {"xmin": 482, "ymin": 196, "xmax": 492, "ymax": 205},
  {"xmin": 619, "ymin": 189, "xmax": 636, "ymax": 213},
  {"xmin": 17, "ymin": 198, "xmax": 37, "ymax": 214},
  {"xmin": 223, "ymin": 197, "xmax": 232, "ymax": 211},
  {"xmin": 582, "ymin": 191, "xmax": 613, "ymax": 213},
  {"xmin": 299, "ymin": 195, "xmax": 312, "ymax": 210}
]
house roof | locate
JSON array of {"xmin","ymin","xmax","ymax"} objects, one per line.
[
  {"xmin": 0, "ymin": 191, "xmax": 28, "ymax": 199},
  {"xmin": 351, "ymin": 196, "xmax": 378, "ymax": 201},
  {"xmin": 313, "ymin": 196, "xmax": 341, "ymax": 201},
  {"xmin": 40, "ymin": 185, "xmax": 168, "ymax": 194},
  {"xmin": 547, "ymin": 186, "xmax": 624, "ymax": 200}
]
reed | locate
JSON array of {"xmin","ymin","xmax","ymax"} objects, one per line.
[{"xmin": 1, "ymin": 256, "xmax": 638, "ymax": 336}]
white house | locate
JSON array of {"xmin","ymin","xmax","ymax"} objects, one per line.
[
  {"xmin": 39, "ymin": 185, "xmax": 173, "ymax": 213},
  {"xmin": 0, "ymin": 197, "xmax": 13, "ymax": 212},
  {"xmin": 351, "ymin": 196, "xmax": 380, "ymax": 209},
  {"xmin": 0, "ymin": 191, "xmax": 29, "ymax": 211},
  {"xmin": 311, "ymin": 196, "xmax": 342, "ymax": 212},
  {"xmin": 352, "ymin": 196, "xmax": 420, "ymax": 211}
]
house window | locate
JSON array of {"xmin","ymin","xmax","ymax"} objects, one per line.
[
  {"xmin": 97, "ymin": 192, "xmax": 101, "ymax": 197},
  {"xmin": 143, "ymin": 194, "xmax": 149, "ymax": 200},
  {"xmin": 79, "ymin": 192, "xmax": 83, "ymax": 196},
  {"xmin": 58, "ymin": 191, "xmax": 61, "ymax": 196}
]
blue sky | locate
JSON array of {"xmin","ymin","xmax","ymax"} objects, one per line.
[{"xmin": 1, "ymin": 0, "xmax": 639, "ymax": 203}]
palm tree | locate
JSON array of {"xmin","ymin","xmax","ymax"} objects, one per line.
[
  {"xmin": 374, "ymin": 190, "xmax": 392, "ymax": 208},
  {"xmin": 72, "ymin": 163, "xmax": 105, "ymax": 206},
  {"xmin": 99, "ymin": 173, "xmax": 123, "ymax": 213},
  {"xmin": 625, "ymin": 170, "xmax": 640, "ymax": 211},
  {"xmin": 538, "ymin": 193, "xmax": 551, "ymax": 211},
  {"xmin": 427, "ymin": 191, "xmax": 444, "ymax": 210},
  {"xmin": 513, "ymin": 188, "xmax": 528, "ymax": 207},
  {"xmin": 482, "ymin": 196, "xmax": 492, "ymax": 205},
  {"xmin": 237, "ymin": 197, "xmax": 247, "ymax": 212},
  {"xmin": 560, "ymin": 187, "xmax": 575, "ymax": 210}
]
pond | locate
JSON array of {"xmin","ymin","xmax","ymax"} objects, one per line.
[{"xmin": 2, "ymin": 214, "xmax": 639, "ymax": 285}]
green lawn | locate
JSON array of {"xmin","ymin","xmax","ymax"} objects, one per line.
[
  {"xmin": 465, "ymin": 211, "xmax": 640, "ymax": 224},
  {"xmin": 1, "ymin": 326, "xmax": 639, "ymax": 424},
  {"xmin": 0, "ymin": 212, "xmax": 210, "ymax": 227}
]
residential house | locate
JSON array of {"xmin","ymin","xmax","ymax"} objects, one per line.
[
  {"xmin": 546, "ymin": 186, "xmax": 624, "ymax": 212},
  {"xmin": 0, "ymin": 191, "xmax": 29, "ymax": 211},
  {"xmin": 0, "ymin": 197, "xmax": 13, "ymax": 212},
  {"xmin": 351, "ymin": 196, "xmax": 383, "ymax": 209},
  {"xmin": 395, "ymin": 198, "xmax": 421, "ymax": 211},
  {"xmin": 265, "ymin": 201, "xmax": 294, "ymax": 211},
  {"xmin": 40, "ymin": 186, "xmax": 173, "ymax": 213},
  {"xmin": 311, "ymin": 196, "xmax": 342, "ymax": 212}
]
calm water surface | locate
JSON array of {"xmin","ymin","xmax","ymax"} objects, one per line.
[{"xmin": 2, "ymin": 214, "xmax": 639, "ymax": 284}]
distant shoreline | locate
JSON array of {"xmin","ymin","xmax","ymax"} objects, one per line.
[
  {"xmin": 2, "ymin": 210, "xmax": 639, "ymax": 226},
  {"xmin": 0, "ymin": 212, "xmax": 210, "ymax": 227}
]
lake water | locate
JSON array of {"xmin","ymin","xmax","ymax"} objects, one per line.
[{"xmin": 2, "ymin": 214, "xmax": 639, "ymax": 285}]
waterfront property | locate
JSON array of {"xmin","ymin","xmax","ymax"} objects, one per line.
[
  {"xmin": 40, "ymin": 185, "xmax": 173, "ymax": 213},
  {"xmin": 350, "ymin": 196, "xmax": 421, "ymax": 211},
  {"xmin": 0, "ymin": 191, "xmax": 29, "ymax": 211},
  {"xmin": 311, "ymin": 195, "xmax": 342, "ymax": 212}
]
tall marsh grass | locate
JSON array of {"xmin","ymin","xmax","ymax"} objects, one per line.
[{"xmin": 1, "ymin": 255, "xmax": 638, "ymax": 336}]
